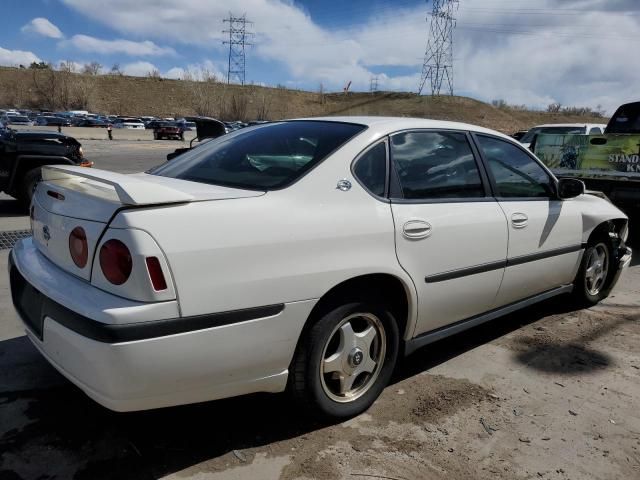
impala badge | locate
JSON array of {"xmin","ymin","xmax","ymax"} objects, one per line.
[
  {"xmin": 336, "ymin": 179, "xmax": 352, "ymax": 191},
  {"xmin": 42, "ymin": 225, "xmax": 51, "ymax": 242}
]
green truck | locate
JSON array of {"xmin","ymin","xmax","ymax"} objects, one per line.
[{"xmin": 534, "ymin": 101, "xmax": 640, "ymax": 211}]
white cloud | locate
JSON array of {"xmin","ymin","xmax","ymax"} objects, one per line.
[
  {"xmin": 21, "ymin": 17, "xmax": 64, "ymax": 39},
  {"xmin": 121, "ymin": 61, "xmax": 159, "ymax": 76},
  {"xmin": 62, "ymin": 34, "xmax": 176, "ymax": 56},
  {"xmin": 0, "ymin": 46, "xmax": 41, "ymax": 66},
  {"xmin": 61, "ymin": 0, "xmax": 640, "ymax": 113}
]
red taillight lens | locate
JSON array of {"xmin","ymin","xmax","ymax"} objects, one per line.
[
  {"xmin": 99, "ymin": 239, "xmax": 132, "ymax": 285},
  {"xmin": 145, "ymin": 257, "xmax": 167, "ymax": 291},
  {"xmin": 69, "ymin": 227, "xmax": 88, "ymax": 268}
]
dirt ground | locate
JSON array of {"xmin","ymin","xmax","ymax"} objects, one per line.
[{"xmin": 0, "ymin": 142, "xmax": 638, "ymax": 480}]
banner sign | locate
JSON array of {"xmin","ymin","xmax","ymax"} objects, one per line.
[{"xmin": 534, "ymin": 134, "xmax": 640, "ymax": 178}]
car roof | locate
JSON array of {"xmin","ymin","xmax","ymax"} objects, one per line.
[
  {"xmin": 530, "ymin": 123, "xmax": 606, "ymax": 128},
  {"xmin": 13, "ymin": 131, "xmax": 72, "ymax": 139},
  {"xmin": 292, "ymin": 116, "xmax": 515, "ymax": 141}
]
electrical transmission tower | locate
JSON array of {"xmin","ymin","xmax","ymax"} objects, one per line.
[
  {"xmin": 369, "ymin": 75, "xmax": 379, "ymax": 93},
  {"xmin": 417, "ymin": 0, "xmax": 459, "ymax": 96},
  {"xmin": 223, "ymin": 14, "xmax": 253, "ymax": 85}
]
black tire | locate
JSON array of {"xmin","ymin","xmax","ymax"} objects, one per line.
[
  {"xmin": 290, "ymin": 301, "xmax": 399, "ymax": 419},
  {"xmin": 572, "ymin": 234, "xmax": 616, "ymax": 306},
  {"xmin": 17, "ymin": 167, "xmax": 42, "ymax": 207}
]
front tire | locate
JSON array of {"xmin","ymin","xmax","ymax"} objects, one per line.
[
  {"xmin": 290, "ymin": 302, "xmax": 399, "ymax": 419},
  {"xmin": 573, "ymin": 236, "xmax": 615, "ymax": 306}
]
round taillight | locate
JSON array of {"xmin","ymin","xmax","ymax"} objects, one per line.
[
  {"xmin": 99, "ymin": 239, "xmax": 132, "ymax": 285},
  {"xmin": 69, "ymin": 227, "xmax": 88, "ymax": 268}
]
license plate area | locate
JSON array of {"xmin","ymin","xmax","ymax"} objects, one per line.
[{"xmin": 10, "ymin": 267, "xmax": 45, "ymax": 339}]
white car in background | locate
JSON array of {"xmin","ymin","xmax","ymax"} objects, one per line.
[
  {"xmin": 10, "ymin": 117, "xmax": 631, "ymax": 418},
  {"xmin": 113, "ymin": 117, "xmax": 145, "ymax": 129},
  {"xmin": 519, "ymin": 123, "xmax": 607, "ymax": 149}
]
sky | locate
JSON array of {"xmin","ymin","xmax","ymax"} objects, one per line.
[{"xmin": 0, "ymin": 0, "xmax": 639, "ymax": 113}]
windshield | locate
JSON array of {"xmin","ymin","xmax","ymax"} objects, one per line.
[
  {"xmin": 521, "ymin": 126, "xmax": 586, "ymax": 143},
  {"xmin": 150, "ymin": 121, "xmax": 366, "ymax": 190},
  {"xmin": 606, "ymin": 103, "xmax": 640, "ymax": 134},
  {"xmin": 11, "ymin": 116, "xmax": 30, "ymax": 122}
]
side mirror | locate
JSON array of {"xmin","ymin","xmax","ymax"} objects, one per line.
[{"xmin": 557, "ymin": 178, "xmax": 585, "ymax": 199}]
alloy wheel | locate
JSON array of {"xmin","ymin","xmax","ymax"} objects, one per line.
[{"xmin": 320, "ymin": 312, "xmax": 386, "ymax": 403}]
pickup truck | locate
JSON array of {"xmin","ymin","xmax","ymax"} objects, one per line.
[
  {"xmin": 533, "ymin": 101, "xmax": 640, "ymax": 210},
  {"xmin": 0, "ymin": 129, "xmax": 92, "ymax": 206}
]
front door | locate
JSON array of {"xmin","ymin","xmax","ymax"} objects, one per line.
[
  {"xmin": 389, "ymin": 130, "xmax": 509, "ymax": 337},
  {"xmin": 473, "ymin": 134, "xmax": 583, "ymax": 307}
]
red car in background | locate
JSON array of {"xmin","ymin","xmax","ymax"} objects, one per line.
[{"xmin": 153, "ymin": 121, "xmax": 184, "ymax": 140}]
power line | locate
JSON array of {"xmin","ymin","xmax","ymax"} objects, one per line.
[
  {"xmin": 223, "ymin": 14, "xmax": 254, "ymax": 85},
  {"xmin": 418, "ymin": 0, "xmax": 459, "ymax": 96}
]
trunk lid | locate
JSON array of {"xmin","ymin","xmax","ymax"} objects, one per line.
[{"xmin": 32, "ymin": 165, "xmax": 263, "ymax": 280}]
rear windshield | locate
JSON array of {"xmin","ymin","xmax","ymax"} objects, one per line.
[
  {"xmin": 606, "ymin": 103, "xmax": 640, "ymax": 134},
  {"xmin": 149, "ymin": 121, "xmax": 366, "ymax": 190},
  {"xmin": 520, "ymin": 126, "xmax": 586, "ymax": 143}
]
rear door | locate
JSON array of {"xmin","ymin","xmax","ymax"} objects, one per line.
[
  {"xmin": 473, "ymin": 134, "xmax": 583, "ymax": 307},
  {"xmin": 389, "ymin": 130, "xmax": 509, "ymax": 336}
]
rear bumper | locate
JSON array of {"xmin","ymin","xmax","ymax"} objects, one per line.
[{"xmin": 10, "ymin": 238, "xmax": 315, "ymax": 411}]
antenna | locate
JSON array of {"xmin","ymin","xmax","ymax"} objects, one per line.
[{"xmin": 417, "ymin": 0, "xmax": 459, "ymax": 96}]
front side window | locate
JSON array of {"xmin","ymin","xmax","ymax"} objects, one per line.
[
  {"xmin": 353, "ymin": 142, "xmax": 386, "ymax": 197},
  {"xmin": 390, "ymin": 131, "xmax": 484, "ymax": 200},
  {"xmin": 150, "ymin": 121, "xmax": 366, "ymax": 190},
  {"xmin": 476, "ymin": 135, "xmax": 553, "ymax": 198}
]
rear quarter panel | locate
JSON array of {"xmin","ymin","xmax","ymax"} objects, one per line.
[{"xmin": 112, "ymin": 130, "xmax": 418, "ymax": 333}]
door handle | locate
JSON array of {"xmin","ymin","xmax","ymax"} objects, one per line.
[
  {"xmin": 402, "ymin": 220, "xmax": 432, "ymax": 239},
  {"xmin": 511, "ymin": 213, "xmax": 528, "ymax": 229}
]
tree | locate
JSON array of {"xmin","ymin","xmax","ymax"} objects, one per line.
[
  {"xmin": 59, "ymin": 60, "xmax": 76, "ymax": 73},
  {"xmin": 185, "ymin": 67, "xmax": 223, "ymax": 117},
  {"xmin": 110, "ymin": 63, "xmax": 123, "ymax": 76},
  {"xmin": 29, "ymin": 61, "xmax": 51, "ymax": 70},
  {"xmin": 547, "ymin": 103, "xmax": 562, "ymax": 113},
  {"xmin": 83, "ymin": 61, "xmax": 102, "ymax": 75},
  {"xmin": 147, "ymin": 69, "xmax": 161, "ymax": 78}
]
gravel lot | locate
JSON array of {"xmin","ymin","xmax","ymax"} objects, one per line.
[{"xmin": 0, "ymin": 140, "xmax": 639, "ymax": 480}]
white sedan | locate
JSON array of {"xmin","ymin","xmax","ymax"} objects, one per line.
[{"xmin": 10, "ymin": 117, "xmax": 632, "ymax": 418}]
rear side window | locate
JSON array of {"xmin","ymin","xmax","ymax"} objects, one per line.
[
  {"xmin": 476, "ymin": 135, "xmax": 553, "ymax": 198},
  {"xmin": 390, "ymin": 131, "xmax": 484, "ymax": 200},
  {"xmin": 588, "ymin": 127, "xmax": 602, "ymax": 134},
  {"xmin": 353, "ymin": 142, "xmax": 386, "ymax": 197},
  {"xmin": 150, "ymin": 121, "xmax": 366, "ymax": 190}
]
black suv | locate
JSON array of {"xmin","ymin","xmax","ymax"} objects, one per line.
[{"xmin": 0, "ymin": 130, "xmax": 90, "ymax": 205}]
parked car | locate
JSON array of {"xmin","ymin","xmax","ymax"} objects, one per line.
[
  {"xmin": 10, "ymin": 118, "xmax": 631, "ymax": 418},
  {"xmin": 0, "ymin": 130, "xmax": 91, "ymax": 205},
  {"xmin": 113, "ymin": 117, "xmax": 145, "ymax": 129},
  {"xmin": 519, "ymin": 123, "xmax": 607, "ymax": 149},
  {"xmin": 35, "ymin": 116, "xmax": 72, "ymax": 127},
  {"xmin": 2, "ymin": 115, "xmax": 33, "ymax": 126},
  {"xmin": 510, "ymin": 130, "xmax": 528, "ymax": 141},
  {"xmin": 533, "ymin": 102, "xmax": 640, "ymax": 210},
  {"xmin": 77, "ymin": 119, "xmax": 109, "ymax": 128},
  {"xmin": 145, "ymin": 120, "xmax": 168, "ymax": 130},
  {"xmin": 175, "ymin": 119, "xmax": 197, "ymax": 131},
  {"xmin": 153, "ymin": 121, "xmax": 184, "ymax": 140}
]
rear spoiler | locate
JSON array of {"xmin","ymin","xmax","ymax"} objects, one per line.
[{"xmin": 42, "ymin": 165, "xmax": 194, "ymax": 205}]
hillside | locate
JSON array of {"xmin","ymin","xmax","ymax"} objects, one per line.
[{"xmin": 0, "ymin": 66, "xmax": 606, "ymax": 133}]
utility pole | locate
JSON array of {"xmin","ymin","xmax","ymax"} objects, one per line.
[
  {"xmin": 223, "ymin": 14, "xmax": 253, "ymax": 85},
  {"xmin": 417, "ymin": 0, "xmax": 459, "ymax": 96},
  {"xmin": 369, "ymin": 75, "xmax": 379, "ymax": 93}
]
